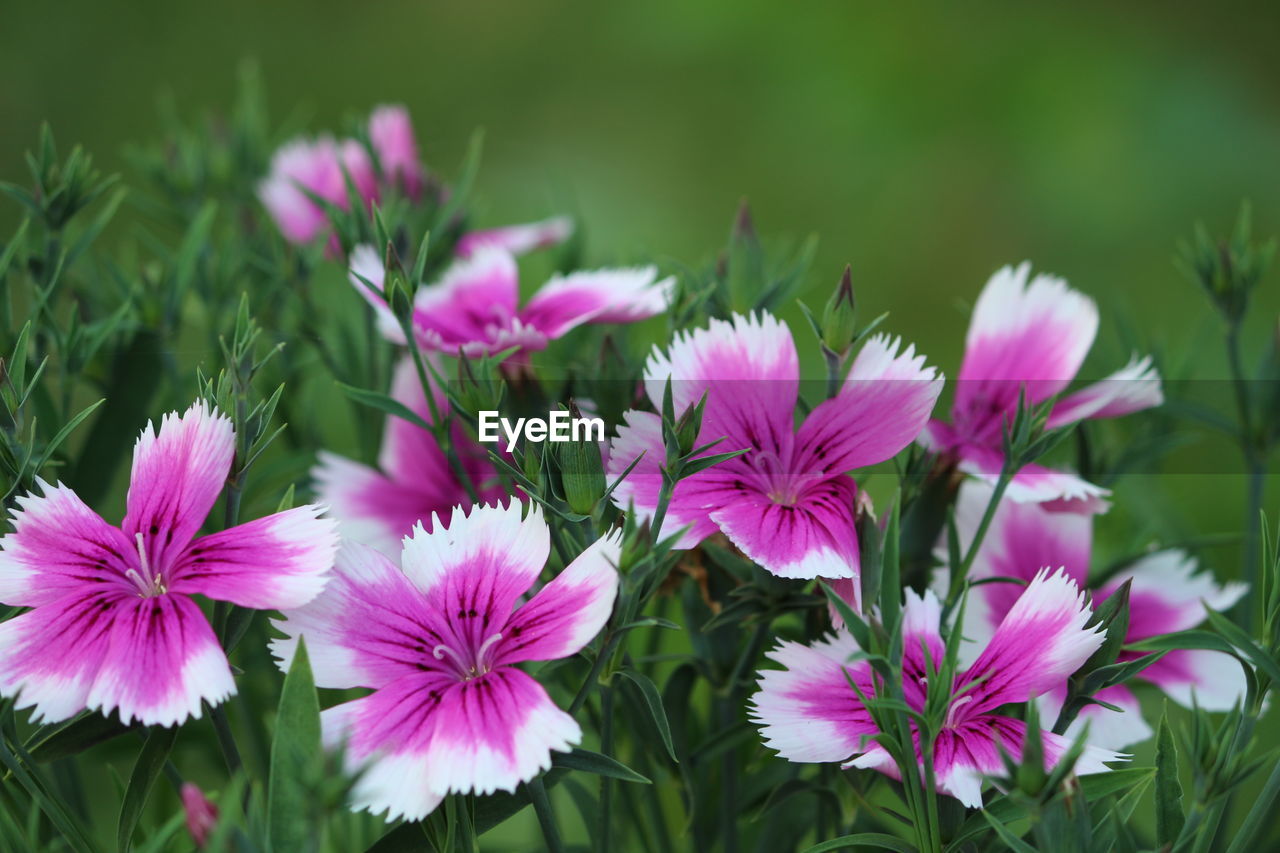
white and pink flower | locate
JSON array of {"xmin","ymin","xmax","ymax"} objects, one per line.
[
  {"xmin": 271, "ymin": 501, "xmax": 619, "ymax": 821},
  {"xmin": 946, "ymin": 482, "xmax": 1248, "ymax": 749},
  {"xmin": 313, "ymin": 358, "xmax": 505, "ymax": 556},
  {"xmin": 921, "ymin": 263, "xmax": 1163, "ymax": 507},
  {"xmin": 752, "ymin": 570, "xmax": 1121, "ymax": 807},
  {"xmin": 258, "ymin": 135, "xmax": 378, "ymax": 247},
  {"xmin": 349, "ymin": 243, "xmax": 673, "ymax": 358},
  {"xmin": 0, "ymin": 402, "xmax": 338, "ymax": 727},
  {"xmin": 608, "ymin": 312, "xmax": 942, "ymax": 592}
]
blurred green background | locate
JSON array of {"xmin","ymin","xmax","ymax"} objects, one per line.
[{"xmin": 2, "ymin": 1, "xmax": 1279, "ymax": 846}]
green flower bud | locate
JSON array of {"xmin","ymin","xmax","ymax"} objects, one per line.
[
  {"xmin": 821, "ymin": 265, "xmax": 857, "ymax": 355},
  {"xmin": 557, "ymin": 400, "xmax": 606, "ymax": 515},
  {"xmin": 383, "ymin": 242, "xmax": 415, "ymax": 325}
]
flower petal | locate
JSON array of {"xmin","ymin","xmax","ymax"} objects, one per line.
[
  {"xmin": 408, "ymin": 249, "xmax": 523, "ymax": 354},
  {"xmin": 951, "ymin": 440, "xmax": 1109, "ymax": 505},
  {"xmin": 169, "ymin": 505, "xmax": 337, "ymax": 610},
  {"xmin": 519, "ymin": 267, "xmax": 674, "ymax": 339},
  {"xmin": 380, "ymin": 358, "xmax": 499, "ymax": 500},
  {"xmin": 936, "ymin": 716, "xmax": 1120, "ymax": 808},
  {"xmin": 1038, "ymin": 683, "xmax": 1153, "ymax": 751},
  {"xmin": 455, "ymin": 216, "xmax": 574, "ymax": 259},
  {"xmin": 605, "ymin": 410, "xmax": 727, "ymax": 548},
  {"xmin": 1047, "ymin": 355, "xmax": 1164, "ymax": 429},
  {"xmin": 643, "ymin": 312, "xmax": 798, "ymax": 460},
  {"xmin": 0, "ymin": 590, "xmax": 122, "ymax": 723},
  {"xmin": 961, "ymin": 568, "xmax": 1105, "ymax": 713},
  {"xmin": 347, "ymin": 244, "xmax": 405, "ymax": 344},
  {"xmin": 312, "ymin": 453, "xmax": 428, "ymax": 557},
  {"xmin": 325, "ymin": 667, "xmax": 579, "ymax": 821},
  {"xmin": 950, "ymin": 480, "xmax": 1092, "ymax": 635},
  {"xmin": 751, "ymin": 632, "xmax": 876, "ymax": 763},
  {"xmin": 0, "ymin": 479, "xmax": 137, "ymax": 607},
  {"xmin": 123, "ymin": 402, "xmax": 235, "ymax": 571},
  {"xmin": 710, "ymin": 476, "xmax": 860, "ymax": 580},
  {"xmin": 272, "ymin": 541, "xmax": 454, "ymax": 690},
  {"xmin": 953, "ymin": 263, "xmax": 1098, "ymax": 441},
  {"xmin": 1141, "ymin": 649, "xmax": 1247, "ymax": 712},
  {"xmin": 496, "ymin": 529, "xmax": 621, "ymax": 665},
  {"xmin": 794, "ymin": 335, "xmax": 943, "ymax": 474},
  {"xmin": 83, "ymin": 594, "xmax": 235, "ymax": 726},
  {"xmin": 1100, "ymin": 550, "xmax": 1246, "ymax": 638},
  {"xmin": 368, "ymin": 104, "xmax": 424, "ymax": 198},
  {"xmin": 400, "ymin": 501, "xmax": 549, "ymax": 649}
]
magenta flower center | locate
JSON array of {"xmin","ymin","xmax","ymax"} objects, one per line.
[
  {"xmin": 432, "ymin": 631, "xmax": 504, "ymax": 681},
  {"xmin": 124, "ymin": 532, "xmax": 168, "ymax": 598}
]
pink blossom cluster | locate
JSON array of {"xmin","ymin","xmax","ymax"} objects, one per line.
[{"xmin": 0, "ymin": 106, "xmax": 1242, "ymax": 825}]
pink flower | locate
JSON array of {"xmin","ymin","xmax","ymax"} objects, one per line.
[
  {"xmin": 455, "ymin": 216, "xmax": 574, "ymax": 259},
  {"xmin": 947, "ymin": 482, "xmax": 1247, "ymax": 749},
  {"xmin": 313, "ymin": 358, "xmax": 505, "ymax": 556},
  {"xmin": 921, "ymin": 263, "xmax": 1163, "ymax": 507},
  {"xmin": 181, "ymin": 783, "xmax": 218, "ymax": 848},
  {"xmin": 0, "ymin": 402, "xmax": 338, "ymax": 726},
  {"xmin": 608, "ymin": 313, "xmax": 942, "ymax": 592},
  {"xmin": 271, "ymin": 502, "xmax": 620, "ymax": 821},
  {"xmin": 752, "ymin": 570, "xmax": 1121, "ymax": 807},
  {"xmin": 258, "ymin": 135, "xmax": 378, "ymax": 246},
  {"xmin": 368, "ymin": 104, "xmax": 425, "ymax": 199},
  {"xmin": 348, "ymin": 243, "xmax": 673, "ymax": 357}
]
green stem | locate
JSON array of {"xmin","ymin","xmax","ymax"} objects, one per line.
[
  {"xmin": 943, "ymin": 469, "xmax": 1012, "ymax": 617},
  {"xmin": 209, "ymin": 705, "xmax": 242, "ymax": 777},
  {"xmin": 1226, "ymin": 323, "xmax": 1263, "ymax": 630},
  {"xmin": 403, "ymin": 334, "xmax": 481, "ymax": 504},
  {"xmin": 526, "ymin": 777, "xmax": 564, "ymax": 853},
  {"xmin": 570, "ymin": 630, "xmax": 623, "ymax": 715},
  {"xmin": 823, "ymin": 347, "xmax": 845, "ymax": 400},
  {"xmin": 1226, "ymin": 759, "xmax": 1280, "ymax": 853},
  {"xmin": 598, "ymin": 685, "xmax": 616, "ymax": 853}
]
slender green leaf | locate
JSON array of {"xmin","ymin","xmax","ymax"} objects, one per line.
[
  {"xmin": 616, "ymin": 670, "xmax": 678, "ymax": 763},
  {"xmin": 1155, "ymin": 707, "xmax": 1185, "ymax": 847},
  {"xmin": 553, "ymin": 747, "xmax": 650, "ymax": 784},
  {"xmin": 801, "ymin": 832, "xmax": 916, "ymax": 852},
  {"xmin": 269, "ymin": 638, "xmax": 321, "ymax": 853},
  {"xmin": 117, "ymin": 726, "xmax": 179, "ymax": 853}
]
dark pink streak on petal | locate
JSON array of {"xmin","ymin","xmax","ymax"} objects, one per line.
[
  {"xmin": 123, "ymin": 403, "xmax": 235, "ymax": 574},
  {"xmin": 0, "ymin": 481, "xmax": 139, "ymax": 607},
  {"xmin": 169, "ymin": 506, "xmax": 336, "ymax": 610}
]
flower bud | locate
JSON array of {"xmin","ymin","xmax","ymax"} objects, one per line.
[
  {"xmin": 557, "ymin": 400, "xmax": 607, "ymax": 515},
  {"xmin": 673, "ymin": 392, "xmax": 708, "ymax": 458},
  {"xmin": 521, "ymin": 440, "xmax": 543, "ymax": 489},
  {"xmin": 382, "ymin": 242, "xmax": 415, "ymax": 325},
  {"xmin": 181, "ymin": 783, "xmax": 218, "ymax": 849},
  {"xmin": 821, "ymin": 265, "xmax": 857, "ymax": 354},
  {"xmin": 454, "ymin": 353, "xmax": 505, "ymax": 415}
]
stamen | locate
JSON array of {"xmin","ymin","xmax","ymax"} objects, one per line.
[
  {"xmin": 124, "ymin": 568, "xmax": 150, "ymax": 595},
  {"xmin": 433, "ymin": 633, "xmax": 504, "ymax": 680},
  {"xmin": 476, "ymin": 632, "xmax": 504, "ymax": 669},
  {"xmin": 134, "ymin": 533, "xmax": 153, "ymax": 585},
  {"xmin": 432, "ymin": 643, "xmax": 469, "ymax": 673},
  {"xmin": 944, "ymin": 694, "xmax": 975, "ymax": 728},
  {"xmin": 126, "ymin": 535, "xmax": 165, "ymax": 597}
]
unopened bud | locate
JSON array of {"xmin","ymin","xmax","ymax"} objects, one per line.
[
  {"xmin": 383, "ymin": 242, "xmax": 414, "ymax": 324},
  {"xmin": 454, "ymin": 354, "xmax": 504, "ymax": 414},
  {"xmin": 181, "ymin": 783, "xmax": 218, "ymax": 849},
  {"xmin": 521, "ymin": 441, "xmax": 543, "ymax": 488},
  {"xmin": 821, "ymin": 265, "xmax": 857, "ymax": 354},
  {"xmin": 557, "ymin": 400, "xmax": 607, "ymax": 515},
  {"xmin": 732, "ymin": 198, "xmax": 758, "ymax": 247},
  {"xmin": 674, "ymin": 393, "xmax": 708, "ymax": 458}
]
